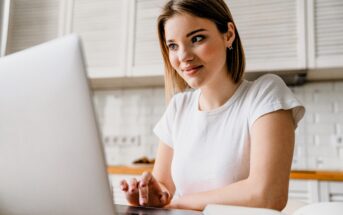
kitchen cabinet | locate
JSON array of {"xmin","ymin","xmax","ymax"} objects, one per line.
[
  {"xmin": 289, "ymin": 179, "xmax": 319, "ymax": 203},
  {"xmin": 319, "ymin": 181, "xmax": 343, "ymax": 202},
  {"xmin": 289, "ymin": 179, "xmax": 343, "ymax": 203},
  {"xmin": 1, "ymin": 0, "xmax": 342, "ymax": 88},
  {"xmin": 128, "ymin": 0, "xmax": 166, "ymax": 77},
  {"xmin": 227, "ymin": 0, "xmax": 306, "ymax": 72},
  {"xmin": 0, "ymin": 0, "xmax": 3, "ymax": 55},
  {"xmin": 307, "ymin": 0, "xmax": 343, "ymax": 69},
  {"xmin": 3, "ymin": 0, "xmax": 62, "ymax": 55},
  {"xmin": 0, "ymin": 0, "xmax": 129, "ymax": 79},
  {"xmin": 68, "ymin": 0, "xmax": 128, "ymax": 78}
]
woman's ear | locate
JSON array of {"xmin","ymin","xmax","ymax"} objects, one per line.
[{"xmin": 225, "ymin": 22, "xmax": 236, "ymax": 48}]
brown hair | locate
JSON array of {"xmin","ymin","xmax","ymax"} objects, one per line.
[{"xmin": 157, "ymin": 0, "xmax": 245, "ymax": 101}]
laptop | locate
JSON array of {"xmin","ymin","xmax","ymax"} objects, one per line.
[{"xmin": 0, "ymin": 35, "xmax": 203, "ymax": 215}]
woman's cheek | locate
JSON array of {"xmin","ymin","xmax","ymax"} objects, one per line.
[{"xmin": 199, "ymin": 43, "xmax": 218, "ymax": 61}]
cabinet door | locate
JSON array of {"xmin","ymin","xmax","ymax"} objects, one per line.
[
  {"xmin": 227, "ymin": 0, "xmax": 306, "ymax": 72},
  {"xmin": 289, "ymin": 180, "xmax": 311, "ymax": 203},
  {"xmin": 320, "ymin": 181, "xmax": 343, "ymax": 202},
  {"xmin": 307, "ymin": 0, "xmax": 343, "ymax": 68},
  {"xmin": 0, "ymin": 0, "xmax": 4, "ymax": 56},
  {"xmin": 4, "ymin": 0, "xmax": 62, "ymax": 55},
  {"xmin": 289, "ymin": 179, "xmax": 320, "ymax": 203},
  {"xmin": 129, "ymin": 0, "xmax": 166, "ymax": 77},
  {"xmin": 70, "ymin": 0, "xmax": 128, "ymax": 78}
]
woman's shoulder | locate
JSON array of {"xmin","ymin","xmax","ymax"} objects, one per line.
[
  {"xmin": 170, "ymin": 89, "xmax": 198, "ymax": 108},
  {"xmin": 252, "ymin": 74, "xmax": 285, "ymax": 89},
  {"xmin": 246, "ymin": 74, "xmax": 287, "ymax": 95}
]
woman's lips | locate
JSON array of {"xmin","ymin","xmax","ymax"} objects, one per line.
[{"xmin": 183, "ymin": 65, "xmax": 203, "ymax": 76}]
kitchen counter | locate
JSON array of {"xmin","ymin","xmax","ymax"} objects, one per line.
[{"xmin": 107, "ymin": 165, "xmax": 343, "ymax": 181}]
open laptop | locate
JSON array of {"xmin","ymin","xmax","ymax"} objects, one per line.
[{"xmin": 0, "ymin": 35, "xmax": 203, "ymax": 215}]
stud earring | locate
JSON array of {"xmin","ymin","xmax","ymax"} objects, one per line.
[{"xmin": 229, "ymin": 46, "xmax": 233, "ymax": 50}]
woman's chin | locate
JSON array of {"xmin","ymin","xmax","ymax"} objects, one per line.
[{"xmin": 185, "ymin": 79, "xmax": 203, "ymax": 89}]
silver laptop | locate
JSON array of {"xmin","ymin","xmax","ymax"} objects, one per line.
[
  {"xmin": 0, "ymin": 35, "xmax": 116, "ymax": 215},
  {"xmin": 0, "ymin": 35, "xmax": 203, "ymax": 215}
]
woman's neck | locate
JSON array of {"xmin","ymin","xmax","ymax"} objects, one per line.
[{"xmin": 198, "ymin": 74, "xmax": 241, "ymax": 111}]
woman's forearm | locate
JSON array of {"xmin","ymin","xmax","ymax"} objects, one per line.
[{"xmin": 170, "ymin": 178, "xmax": 287, "ymax": 211}]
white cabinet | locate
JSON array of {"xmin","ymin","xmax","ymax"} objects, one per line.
[
  {"xmin": 319, "ymin": 181, "xmax": 343, "ymax": 202},
  {"xmin": 307, "ymin": 0, "xmax": 343, "ymax": 69},
  {"xmin": 289, "ymin": 179, "xmax": 319, "ymax": 203},
  {"xmin": 69, "ymin": 0, "xmax": 128, "ymax": 78},
  {"xmin": 1, "ymin": 0, "xmax": 342, "ymax": 86},
  {"xmin": 128, "ymin": 0, "xmax": 166, "ymax": 77},
  {"xmin": 0, "ymin": 0, "xmax": 129, "ymax": 79},
  {"xmin": 0, "ymin": 0, "xmax": 3, "ymax": 55},
  {"xmin": 227, "ymin": 0, "xmax": 306, "ymax": 72},
  {"xmin": 4, "ymin": 0, "xmax": 62, "ymax": 55},
  {"xmin": 289, "ymin": 179, "xmax": 343, "ymax": 203}
]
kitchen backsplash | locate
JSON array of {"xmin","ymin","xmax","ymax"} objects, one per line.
[{"xmin": 93, "ymin": 79, "xmax": 343, "ymax": 171}]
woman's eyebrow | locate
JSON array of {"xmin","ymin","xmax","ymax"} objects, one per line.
[
  {"xmin": 166, "ymin": 28, "xmax": 207, "ymax": 43},
  {"xmin": 186, "ymin": 28, "xmax": 206, "ymax": 37}
]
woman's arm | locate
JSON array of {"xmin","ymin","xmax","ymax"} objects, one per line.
[
  {"xmin": 169, "ymin": 109, "xmax": 295, "ymax": 211},
  {"xmin": 151, "ymin": 141, "xmax": 176, "ymax": 201}
]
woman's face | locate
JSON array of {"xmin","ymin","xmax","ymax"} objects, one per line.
[{"xmin": 164, "ymin": 13, "xmax": 234, "ymax": 89}]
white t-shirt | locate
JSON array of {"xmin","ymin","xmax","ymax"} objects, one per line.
[{"xmin": 153, "ymin": 74, "xmax": 305, "ymax": 198}]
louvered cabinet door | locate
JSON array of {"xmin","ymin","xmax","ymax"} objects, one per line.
[
  {"xmin": 0, "ymin": 1, "xmax": 4, "ymax": 56},
  {"xmin": 71, "ymin": 0, "xmax": 128, "ymax": 78},
  {"xmin": 319, "ymin": 181, "xmax": 343, "ymax": 202},
  {"xmin": 5, "ymin": 0, "xmax": 61, "ymax": 55},
  {"xmin": 129, "ymin": 0, "xmax": 167, "ymax": 77},
  {"xmin": 227, "ymin": 0, "xmax": 306, "ymax": 72},
  {"xmin": 288, "ymin": 180, "xmax": 313, "ymax": 203},
  {"xmin": 308, "ymin": 0, "xmax": 343, "ymax": 68}
]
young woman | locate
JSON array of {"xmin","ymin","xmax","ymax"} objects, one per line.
[{"xmin": 120, "ymin": 0, "xmax": 305, "ymax": 211}]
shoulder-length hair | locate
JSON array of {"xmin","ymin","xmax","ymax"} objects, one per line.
[{"xmin": 157, "ymin": 0, "xmax": 245, "ymax": 101}]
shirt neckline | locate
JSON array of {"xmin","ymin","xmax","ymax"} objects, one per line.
[{"xmin": 195, "ymin": 79, "xmax": 248, "ymax": 116}]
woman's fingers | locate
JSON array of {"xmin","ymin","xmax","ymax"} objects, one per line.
[
  {"xmin": 160, "ymin": 191, "xmax": 170, "ymax": 205},
  {"xmin": 120, "ymin": 180, "xmax": 128, "ymax": 192},
  {"xmin": 139, "ymin": 172, "xmax": 152, "ymax": 205},
  {"xmin": 129, "ymin": 178, "xmax": 139, "ymax": 193},
  {"xmin": 139, "ymin": 183, "xmax": 148, "ymax": 205},
  {"xmin": 121, "ymin": 172, "xmax": 168, "ymax": 207},
  {"xmin": 140, "ymin": 171, "xmax": 153, "ymax": 186},
  {"xmin": 120, "ymin": 178, "xmax": 140, "ymax": 206}
]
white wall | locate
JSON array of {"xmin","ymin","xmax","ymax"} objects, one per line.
[{"xmin": 93, "ymin": 79, "xmax": 343, "ymax": 170}]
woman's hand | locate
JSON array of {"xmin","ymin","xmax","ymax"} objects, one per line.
[{"xmin": 120, "ymin": 171, "xmax": 170, "ymax": 207}]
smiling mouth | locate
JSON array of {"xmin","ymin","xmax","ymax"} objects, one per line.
[{"xmin": 183, "ymin": 65, "xmax": 203, "ymax": 75}]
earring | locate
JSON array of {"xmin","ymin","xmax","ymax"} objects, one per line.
[{"xmin": 229, "ymin": 46, "xmax": 233, "ymax": 50}]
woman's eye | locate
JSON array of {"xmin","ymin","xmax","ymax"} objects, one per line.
[
  {"xmin": 191, "ymin": 35, "xmax": 205, "ymax": 43},
  {"xmin": 167, "ymin": 43, "xmax": 178, "ymax": 51}
]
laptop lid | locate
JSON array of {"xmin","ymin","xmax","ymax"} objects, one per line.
[{"xmin": 0, "ymin": 35, "xmax": 116, "ymax": 215}]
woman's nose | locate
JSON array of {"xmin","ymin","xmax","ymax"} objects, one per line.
[{"xmin": 179, "ymin": 46, "xmax": 194, "ymax": 62}]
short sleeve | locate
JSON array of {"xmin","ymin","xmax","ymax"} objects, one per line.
[
  {"xmin": 153, "ymin": 95, "xmax": 178, "ymax": 148},
  {"xmin": 248, "ymin": 74, "xmax": 305, "ymax": 129}
]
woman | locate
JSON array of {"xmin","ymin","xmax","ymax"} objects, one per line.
[{"xmin": 120, "ymin": 0, "xmax": 305, "ymax": 211}]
